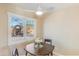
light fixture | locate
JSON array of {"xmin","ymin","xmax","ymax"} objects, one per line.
[{"xmin": 35, "ymin": 6, "xmax": 44, "ymax": 16}]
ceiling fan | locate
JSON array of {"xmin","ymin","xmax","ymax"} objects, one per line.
[
  {"xmin": 35, "ymin": 6, "xmax": 44, "ymax": 16},
  {"xmin": 35, "ymin": 5, "xmax": 53, "ymax": 16}
]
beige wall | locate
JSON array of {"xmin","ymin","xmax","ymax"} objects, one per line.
[
  {"xmin": 0, "ymin": 4, "xmax": 44, "ymax": 55},
  {"xmin": 0, "ymin": 5, "xmax": 8, "ymax": 47},
  {"xmin": 44, "ymin": 5, "xmax": 79, "ymax": 55}
]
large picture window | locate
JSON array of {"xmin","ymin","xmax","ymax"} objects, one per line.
[
  {"xmin": 10, "ymin": 16, "xmax": 24, "ymax": 37},
  {"xmin": 8, "ymin": 12, "xmax": 36, "ymax": 45}
]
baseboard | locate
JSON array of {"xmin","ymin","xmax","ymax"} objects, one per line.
[{"xmin": 53, "ymin": 51, "xmax": 64, "ymax": 56}]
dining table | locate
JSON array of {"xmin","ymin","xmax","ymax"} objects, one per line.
[{"xmin": 25, "ymin": 43, "xmax": 55, "ymax": 56}]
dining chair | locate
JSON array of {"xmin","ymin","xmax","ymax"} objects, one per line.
[
  {"xmin": 44, "ymin": 39, "xmax": 55, "ymax": 56},
  {"xmin": 44, "ymin": 39, "xmax": 52, "ymax": 45},
  {"xmin": 12, "ymin": 48, "xmax": 19, "ymax": 56}
]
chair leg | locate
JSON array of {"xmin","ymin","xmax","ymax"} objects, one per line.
[
  {"xmin": 25, "ymin": 52, "xmax": 27, "ymax": 56},
  {"xmin": 24, "ymin": 48, "xmax": 27, "ymax": 56},
  {"xmin": 50, "ymin": 51, "xmax": 54, "ymax": 56}
]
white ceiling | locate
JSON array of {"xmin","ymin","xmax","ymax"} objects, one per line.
[{"xmin": 8, "ymin": 3, "xmax": 79, "ymax": 12}]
